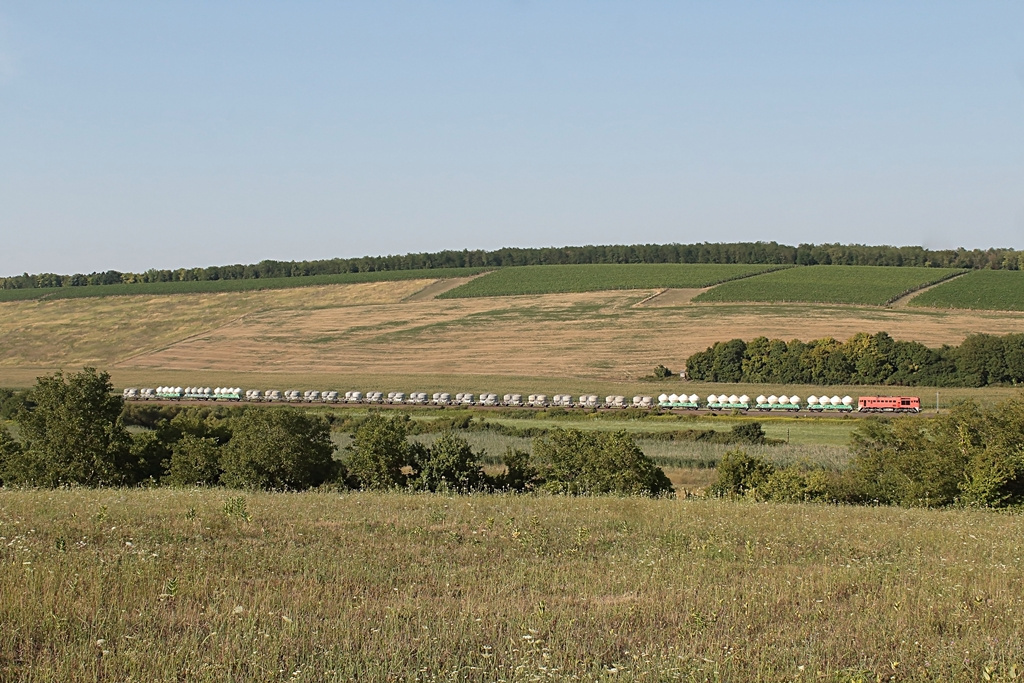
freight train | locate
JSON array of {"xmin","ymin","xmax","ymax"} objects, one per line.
[{"xmin": 122, "ymin": 386, "xmax": 922, "ymax": 413}]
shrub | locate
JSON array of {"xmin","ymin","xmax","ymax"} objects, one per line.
[
  {"xmin": 0, "ymin": 389, "xmax": 31, "ymax": 420},
  {"xmin": 0, "ymin": 425, "xmax": 22, "ymax": 486},
  {"xmin": 496, "ymin": 448, "xmax": 539, "ymax": 492},
  {"xmin": 347, "ymin": 413, "xmax": 417, "ymax": 490},
  {"xmin": 412, "ymin": 431, "xmax": 486, "ymax": 492},
  {"xmin": 7, "ymin": 368, "xmax": 135, "ymax": 487},
  {"xmin": 845, "ymin": 398, "xmax": 1024, "ymax": 507},
  {"xmin": 166, "ymin": 435, "xmax": 223, "ymax": 487},
  {"xmin": 758, "ymin": 468, "xmax": 835, "ymax": 503},
  {"xmin": 730, "ymin": 422, "xmax": 767, "ymax": 445},
  {"xmin": 532, "ymin": 429, "xmax": 673, "ymax": 496},
  {"xmin": 709, "ymin": 450, "xmax": 775, "ymax": 497},
  {"xmin": 220, "ymin": 408, "xmax": 338, "ymax": 490}
]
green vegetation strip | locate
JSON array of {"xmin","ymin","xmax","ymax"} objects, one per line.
[
  {"xmin": 693, "ymin": 265, "xmax": 966, "ymax": 306},
  {"xmin": 438, "ymin": 263, "xmax": 788, "ymax": 298},
  {"xmin": 910, "ymin": 269, "xmax": 1024, "ymax": 311},
  {"xmin": 0, "ymin": 268, "xmax": 488, "ymax": 303}
]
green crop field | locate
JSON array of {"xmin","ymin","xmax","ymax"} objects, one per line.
[
  {"xmin": 0, "ymin": 268, "xmax": 488, "ymax": 303},
  {"xmin": 693, "ymin": 265, "xmax": 965, "ymax": 306},
  {"xmin": 437, "ymin": 263, "xmax": 788, "ymax": 298},
  {"xmin": 2, "ymin": 488, "xmax": 1022, "ymax": 680},
  {"xmin": 909, "ymin": 269, "xmax": 1024, "ymax": 311}
]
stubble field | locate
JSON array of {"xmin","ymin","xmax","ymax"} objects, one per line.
[{"xmin": 2, "ymin": 277, "xmax": 1023, "ymax": 400}]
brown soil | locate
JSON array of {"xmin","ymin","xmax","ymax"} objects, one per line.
[
  {"xmin": 401, "ymin": 273, "xmax": 491, "ymax": 302},
  {"xmin": 633, "ymin": 288, "xmax": 712, "ymax": 307}
]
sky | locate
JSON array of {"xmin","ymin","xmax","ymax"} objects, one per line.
[{"xmin": 1, "ymin": 1, "xmax": 1023, "ymax": 277}]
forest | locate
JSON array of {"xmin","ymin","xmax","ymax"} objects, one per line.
[
  {"xmin": 686, "ymin": 331, "xmax": 1024, "ymax": 387},
  {"xmin": 3, "ymin": 241, "xmax": 1021, "ymax": 290}
]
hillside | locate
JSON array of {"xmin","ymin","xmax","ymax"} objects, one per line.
[{"xmin": 3, "ymin": 267, "xmax": 1024, "ymax": 394}]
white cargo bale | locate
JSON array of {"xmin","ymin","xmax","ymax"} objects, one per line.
[
  {"xmin": 707, "ymin": 394, "xmax": 718, "ymax": 404},
  {"xmin": 789, "ymin": 396, "xmax": 800, "ymax": 405},
  {"xmin": 739, "ymin": 395, "xmax": 750, "ymax": 404},
  {"xmin": 842, "ymin": 395, "xmax": 853, "ymax": 406},
  {"xmin": 767, "ymin": 395, "xmax": 778, "ymax": 404},
  {"xmin": 728, "ymin": 394, "xmax": 739, "ymax": 404},
  {"xmin": 689, "ymin": 394, "xmax": 699, "ymax": 403},
  {"xmin": 807, "ymin": 395, "xmax": 818, "ymax": 405},
  {"xmin": 830, "ymin": 395, "xmax": 842, "ymax": 405}
]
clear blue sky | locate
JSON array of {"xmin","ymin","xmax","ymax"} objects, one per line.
[{"xmin": 1, "ymin": 2, "xmax": 1022, "ymax": 276}]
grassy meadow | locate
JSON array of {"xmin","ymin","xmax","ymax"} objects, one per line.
[
  {"xmin": 910, "ymin": 269, "xmax": 1024, "ymax": 311},
  {"xmin": 693, "ymin": 266, "xmax": 965, "ymax": 306},
  {"xmin": 1, "ymin": 488, "xmax": 1022, "ymax": 681},
  {"xmin": 0, "ymin": 268, "xmax": 487, "ymax": 303},
  {"xmin": 438, "ymin": 264, "xmax": 786, "ymax": 298}
]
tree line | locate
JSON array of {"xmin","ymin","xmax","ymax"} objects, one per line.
[
  {"xmin": 712, "ymin": 395, "xmax": 1024, "ymax": 508},
  {"xmin": 0, "ymin": 369, "xmax": 672, "ymax": 496},
  {"xmin": 686, "ymin": 332, "xmax": 1024, "ymax": 387},
  {"xmin": 4, "ymin": 242, "xmax": 1021, "ymax": 290}
]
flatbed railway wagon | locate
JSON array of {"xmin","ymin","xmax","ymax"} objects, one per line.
[{"xmin": 858, "ymin": 396, "xmax": 921, "ymax": 413}]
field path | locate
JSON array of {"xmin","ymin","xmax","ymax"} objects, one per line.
[
  {"xmin": 888, "ymin": 271, "xmax": 970, "ymax": 308},
  {"xmin": 633, "ymin": 287, "xmax": 711, "ymax": 307},
  {"xmin": 401, "ymin": 273, "xmax": 492, "ymax": 302}
]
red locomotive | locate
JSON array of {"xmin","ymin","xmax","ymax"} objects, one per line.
[{"xmin": 857, "ymin": 396, "xmax": 921, "ymax": 413}]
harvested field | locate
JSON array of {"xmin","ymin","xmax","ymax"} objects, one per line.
[
  {"xmin": 116, "ymin": 296, "xmax": 1024, "ymax": 382},
  {"xmin": 0, "ymin": 280, "xmax": 433, "ymax": 369},
  {"xmin": 3, "ymin": 281, "xmax": 1024, "ymax": 400}
]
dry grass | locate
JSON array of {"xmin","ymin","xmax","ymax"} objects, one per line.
[
  {"xmin": 3, "ymin": 283, "xmax": 1024, "ymax": 407},
  {"xmin": 0, "ymin": 280, "xmax": 433, "ymax": 369},
  {"xmin": 59, "ymin": 296, "xmax": 1024, "ymax": 380},
  {"xmin": 1, "ymin": 488, "xmax": 1021, "ymax": 681}
]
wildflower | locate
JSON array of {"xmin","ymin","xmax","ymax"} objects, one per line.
[{"xmin": 233, "ymin": 606, "xmax": 244, "ymax": 615}]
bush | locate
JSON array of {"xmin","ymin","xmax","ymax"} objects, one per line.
[
  {"xmin": 165, "ymin": 435, "xmax": 222, "ymax": 487},
  {"xmin": 496, "ymin": 448, "xmax": 539, "ymax": 492},
  {"xmin": 220, "ymin": 408, "xmax": 338, "ymax": 490},
  {"xmin": 6, "ymin": 368, "xmax": 135, "ymax": 487},
  {"xmin": 709, "ymin": 450, "xmax": 775, "ymax": 497},
  {"xmin": 653, "ymin": 364, "xmax": 673, "ymax": 379},
  {"xmin": 412, "ymin": 431, "xmax": 485, "ymax": 492},
  {"xmin": 533, "ymin": 429, "xmax": 673, "ymax": 496},
  {"xmin": 730, "ymin": 422, "xmax": 767, "ymax": 445},
  {"xmin": 0, "ymin": 389, "xmax": 31, "ymax": 420},
  {"xmin": 0, "ymin": 425, "xmax": 22, "ymax": 486},
  {"xmin": 347, "ymin": 413, "xmax": 417, "ymax": 490},
  {"xmin": 758, "ymin": 468, "xmax": 834, "ymax": 503},
  {"xmin": 844, "ymin": 398, "xmax": 1024, "ymax": 507}
]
